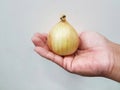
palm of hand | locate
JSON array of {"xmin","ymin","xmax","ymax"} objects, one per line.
[{"xmin": 32, "ymin": 31, "xmax": 112, "ymax": 77}]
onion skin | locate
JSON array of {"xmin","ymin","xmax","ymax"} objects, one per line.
[{"xmin": 47, "ymin": 15, "xmax": 79, "ymax": 56}]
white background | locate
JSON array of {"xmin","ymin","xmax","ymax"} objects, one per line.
[{"xmin": 0, "ymin": 0, "xmax": 120, "ymax": 90}]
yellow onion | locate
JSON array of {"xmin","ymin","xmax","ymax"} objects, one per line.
[{"xmin": 47, "ymin": 15, "xmax": 80, "ymax": 56}]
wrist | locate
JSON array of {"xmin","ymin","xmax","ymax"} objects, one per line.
[{"xmin": 106, "ymin": 42, "xmax": 120, "ymax": 82}]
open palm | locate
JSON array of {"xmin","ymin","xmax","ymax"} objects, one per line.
[{"xmin": 32, "ymin": 31, "xmax": 113, "ymax": 77}]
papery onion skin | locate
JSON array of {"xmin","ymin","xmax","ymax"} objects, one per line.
[{"xmin": 47, "ymin": 15, "xmax": 80, "ymax": 56}]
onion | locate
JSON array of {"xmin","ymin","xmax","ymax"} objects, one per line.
[{"xmin": 47, "ymin": 15, "xmax": 79, "ymax": 56}]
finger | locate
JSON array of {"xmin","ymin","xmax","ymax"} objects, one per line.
[
  {"xmin": 34, "ymin": 47, "xmax": 64, "ymax": 67},
  {"xmin": 78, "ymin": 32, "xmax": 83, "ymax": 50},
  {"xmin": 34, "ymin": 32, "xmax": 48, "ymax": 43},
  {"xmin": 78, "ymin": 32, "xmax": 89, "ymax": 50},
  {"xmin": 32, "ymin": 33, "xmax": 48, "ymax": 48},
  {"xmin": 32, "ymin": 36, "xmax": 45, "ymax": 47},
  {"xmin": 63, "ymin": 55, "xmax": 74, "ymax": 72}
]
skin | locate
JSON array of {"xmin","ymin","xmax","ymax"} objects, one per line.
[{"xmin": 32, "ymin": 31, "xmax": 120, "ymax": 82}]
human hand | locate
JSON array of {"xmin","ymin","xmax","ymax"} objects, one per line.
[{"xmin": 32, "ymin": 31, "xmax": 120, "ymax": 82}]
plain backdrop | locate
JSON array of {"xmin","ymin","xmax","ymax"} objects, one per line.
[{"xmin": 0, "ymin": 0, "xmax": 120, "ymax": 90}]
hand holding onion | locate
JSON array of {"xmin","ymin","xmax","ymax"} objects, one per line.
[{"xmin": 32, "ymin": 16, "xmax": 118, "ymax": 82}]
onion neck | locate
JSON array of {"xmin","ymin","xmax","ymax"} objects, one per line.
[{"xmin": 60, "ymin": 15, "xmax": 66, "ymax": 22}]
